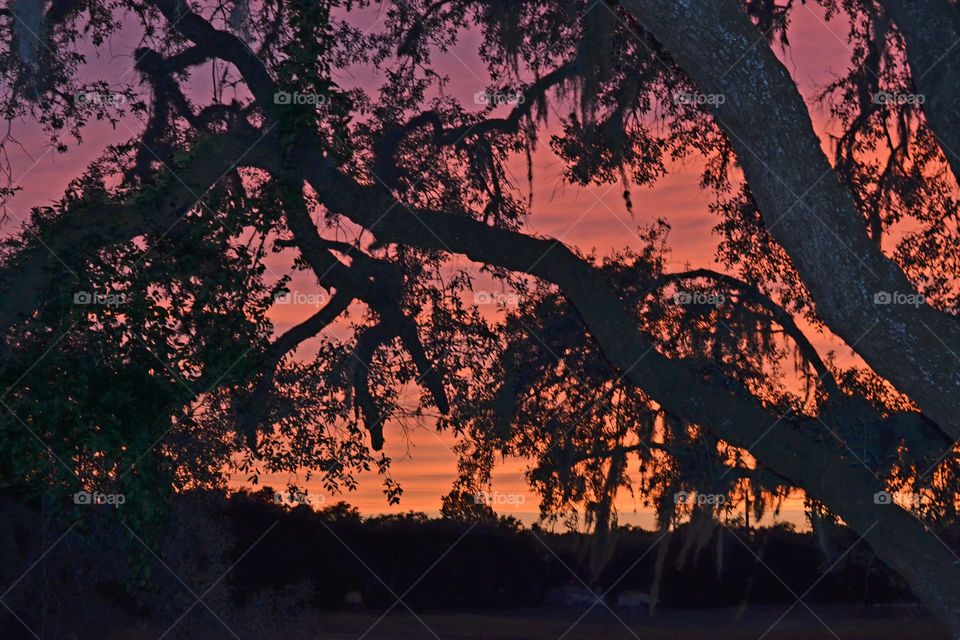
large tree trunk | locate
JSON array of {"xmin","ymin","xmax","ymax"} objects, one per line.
[{"xmin": 620, "ymin": 0, "xmax": 960, "ymax": 441}]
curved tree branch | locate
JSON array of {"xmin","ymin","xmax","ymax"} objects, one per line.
[
  {"xmin": 240, "ymin": 291, "xmax": 354, "ymax": 448},
  {"xmin": 641, "ymin": 268, "xmax": 840, "ymax": 398}
]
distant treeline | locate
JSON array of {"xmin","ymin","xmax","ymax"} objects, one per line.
[
  {"xmin": 221, "ymin": 489, "xmax": 922, "ymax": 610},
  {"xmin": 0, "ymin": 488, "xmax": 946, "ymax": 639}
]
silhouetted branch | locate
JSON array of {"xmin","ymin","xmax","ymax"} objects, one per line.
[
  {"xmin": 0, "ymin": 124, "xmax": 276, "ymax": 335},
  {"xmin": 241, "ymin": 291, "xmax": 355, "ymax": 448},
  {"xmin": 877, "ymin": 0, "xmax": 960, "ymax": 181},
  {"xmin": 641, "ymin": 268, "xmax": 840, "ymax": 398}
]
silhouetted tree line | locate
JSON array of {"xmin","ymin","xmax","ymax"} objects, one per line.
[
  {"xmin": 224, "ymin": 489, "xmax": 927, "ymax": 611},
  {"xmin": 232, "ymin": 489, "xmax": 943, "ymax": 611},
  {"xmin": 4, "ymin": 487, "xmax": 943, "ymax": 640},
  {"xmin": 224, "ymin": 489, "xmax": 545, "ymax": 610}
]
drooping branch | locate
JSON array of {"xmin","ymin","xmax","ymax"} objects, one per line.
[
  {"xmin": 640, "ymin": 268, "xmax": 840, "ymax": 398},
  {"xmin": 240, "ymin": 291, "xmax": 354, "ymax": 448},
  {"xmin": 130, "ymin": 48, "xmax": 206, "ymax": 180},
  {"xmin": 351, "ymin": 321, "xmax": 396, "ymax": 451},
  {"xmin": 274, "ymin": 176, "xmax": 450, "ymax": 448}
]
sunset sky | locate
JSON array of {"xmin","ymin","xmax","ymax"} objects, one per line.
[{"xmin": 3, "ymin": 2, "xmax": 862, "ymax": 529}]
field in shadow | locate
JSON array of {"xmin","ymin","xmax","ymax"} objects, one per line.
[{"xmin": 113, "ymin": 606, "xmax": 945, "ymax": 640}]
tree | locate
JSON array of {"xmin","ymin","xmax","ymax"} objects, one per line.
[{"xmin": 1, "ymin": 0, "xmax": 959, "ymax": 633}]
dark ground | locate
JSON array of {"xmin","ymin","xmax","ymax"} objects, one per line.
[
  {"xmin": 114, "ymin": 605, "xmax": 945, "ymax": 639},
  {"xmin": 4, "ymin": 493, "xmax": 949, "ymax": 639}
]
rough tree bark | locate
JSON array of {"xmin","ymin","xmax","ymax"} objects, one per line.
[{"xmin": 620, "ymin": 0, "xmax": 960, "ymax": 441}]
